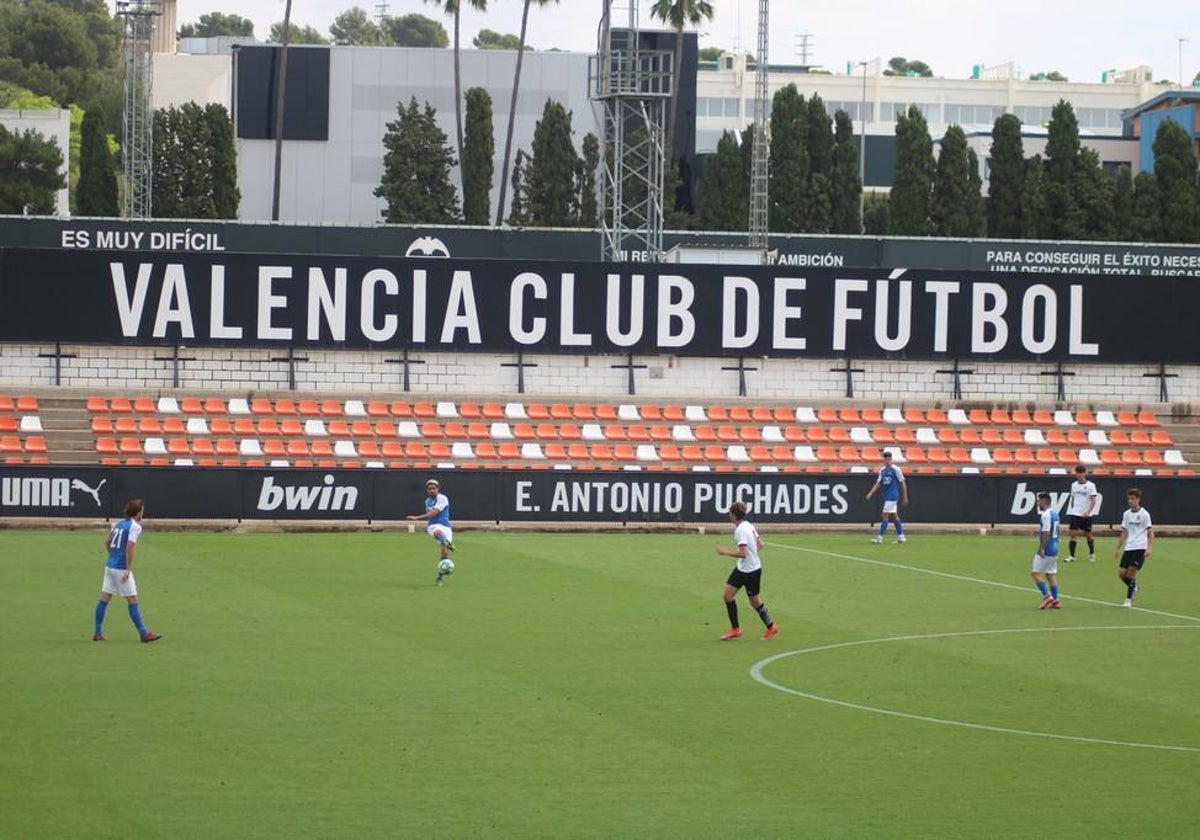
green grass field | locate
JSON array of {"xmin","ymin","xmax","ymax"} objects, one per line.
[{"xmin": 2, "ymin": 527, "xmax": 1198, "ymax": 839}]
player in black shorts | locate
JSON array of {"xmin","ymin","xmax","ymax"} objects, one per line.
[
  {"xmin": 1066, "ymin": 465, "xmax": 1098, "ymax": 562},
  {"xmin": 1113, "ymin": 489, "xmax": 1153, "ymax": 607}
]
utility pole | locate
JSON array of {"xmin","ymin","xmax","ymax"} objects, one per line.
[{"xmin": 271, "ymin": 0, "xmax": 293, "ymax": 221}]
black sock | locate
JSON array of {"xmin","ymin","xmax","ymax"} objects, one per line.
[
  {"xmin": 1127, "ymin": 580, "xmax": 1137, "ymax": 598},
  {"xmin": 1069, "ymin": 539, "xmax": 1077, "ymax": 557},
  {"xmin": 725, "ymin": 601, "xmax": 739, "ymax": 628},
  {"xmin": 756, "ymin": 602, "xmax": 774, "ymax": 628},
  {"xmin": 1087, "ymin": 538, "xmax": 1095, "ymax": 555}
]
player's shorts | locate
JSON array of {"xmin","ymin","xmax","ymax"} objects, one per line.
[
  {"xmin": 1031, "ymin": 552, "xmax": 1058, "ymax": 575},
  {"xmin": 881, "ymin": 500, "xmax": 899, "ymax": 515},
  {"xmin": 726, "ymin": 568, "xmax": 763, "ymax": 597},
  {"xmin": 427, "ymin": 524, "xmax": 453, "ymax": 544},
  {"xmin": 1119, "ymin": 549, "xmax": 1146, "ymax": 570},
  {"xmin": 101, "ymin": 567, "xmax": 137, "ymax": 597},
  {"xmin": 1068, "ymin": 515, "xmax": 1093, "ymax": 532}
]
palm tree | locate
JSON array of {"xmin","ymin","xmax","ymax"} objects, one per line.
[
  {"xmin": 495, "ymin": 0, "xmax": 559, "ymax": 226},
  {"xmin": 427, "ymin": 0, "xmax": 488, "ymax": 197},
  {"xmin": 649, "ymin": 0, "xmax": 713, "ymax": 168}
]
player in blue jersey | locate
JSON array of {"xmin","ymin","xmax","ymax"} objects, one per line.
[
  {"xmin": 407, "ymin": 478, "xmax": 456, "ymax": 585},
  {"xmin": 1031, "ymin": 492, "xmax": 1062, "ymax": 610},
  {"xmin": 92, "ymin": 498, "xmax": 162, "ymax": 642},
  {"xmin": 865, "ymin": 450, "xmax": 909, "ymax": 544}
]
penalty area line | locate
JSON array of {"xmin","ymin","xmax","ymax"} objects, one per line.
[{"xmin": 764, "ymin": 540, "xmax": 1200, "ymax": 624}]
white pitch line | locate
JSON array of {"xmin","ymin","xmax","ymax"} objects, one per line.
[
  {"xmin": 765, "ymin": 540, "xmax": 1200, "ymax": 624},
  {"xmin": 750, "ymin": 625, "xmax": 1200, "ymax": 753}
]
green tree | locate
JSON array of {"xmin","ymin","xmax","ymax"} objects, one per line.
[
  {"xmin": 986, "ymin": 113, "xmax": 1024, "ymax": 238},
  {"xmin": 330, "ymin": 7, "xmax": 382, "ymax": 45},
  {"xmin": 890, "ymin": 105, "xmax": 934, "ymax": 235},
  {"xmin": 1152, "ymin": 118, "xmax": 1200, "ymax": 243},
  {"xmin": 151, "ymin": 107, "xmax": 182, "ymax": 217},
  {"xmin": 804, "ymin": 94, "xmax": 834, "ymax": 232},
  {"xmin": 1020, "ymin": 155, "xmax": 1044, "ymax": 240},
  {"xmin": 507, "ymin": 148, "xmax": 530, "ymax": 226},
  {"xmin": 830, "ymin": 110, "xmax": 862, "ymax": 234},
  {"xmin": 153, "ymin": 102, "xmax": 217, "ymax": 218},
  {"xmin": 1030, "ymin": 71, "xmax": 1068, "ymax": 82},
  {"xmin": 473, "ymin": 29, "xmax": 522, "ymax": 49},
  {"xmin": 76, "ymin": 106, "xmax": 116, "ymax": 215},
  {"xmin": 1129, "ymin": 172, "xmax": 1161, "ymax": 241},
  {"xmin": 0, "ymin": 123, "xmax": 66, "ymax": 214},
  {"xmin": 269, "ymin": 22, "xmax": 329, "ymax": 44},
  {"xmin": 461, "ymin": 86, "xmax": 494, "ymax": 225},
  {"xmin": 699, "ymin": 46, "xmax": 722, "ymax": 62},
  {"xmin": 700, "ymin": 130, "xmax": 748, "ymax": 231},
  {"xmin": 1041, "ymin": 99, "xmax": 1083, "ymax": 239},
  {"xmin": 205, "ymin": 103, "xmax": 239, "ymax": 219},
  {"xmin": 1112, "ymin": 164, "xmax": 1134, "ymax": 241},
  {"xmin": 178, "ymin": 12, "xmax": 255, "ymax": 38},
  {"xmin": 375, "ymin": 97, "xmax": 461, "ymax": 224},
  {"xmin": 426, "ymin": 0, "xmax": 489, "ymax": 203},
  {"xmin": 383, "ymin": 14, "xmax": 448, "ymax": 47},
  {"xmin": 862, "ymin": 193, "xmax": 889, "ymax": 235},
  {"xmin": 884, "ymin": 56, "xmax": 933, "ymax": 77},
  {"xmin": 768, "ymin": 84, "xmax": 808, "ymax": 232},
  {"xmin": 966, "ymin": 149, "xmax": 983, "ymax": 236},
  {"xmin": 496, "ymin": 0, "xmax": 559, "ymax": 225},
  {"xmin": 1075, "ymin": 147, "xmax": 1114, "ymax": 240},
  {"xmin": 524, "ymin": 100, "xmax": 579, "ymax": 226},
  {"xmin": 577, "ymin": 132, "xmax": 600, "ymax": 227},
  {"xmin": 930, "ymin": 125, "xmax": 975, "ymax": 237},
  {"xmin": 649, "ymin": 0, "xmax": 715, "ymax": 169}
]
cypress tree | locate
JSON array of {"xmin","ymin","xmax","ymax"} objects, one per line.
[
  {"xmin": 700, "ymin": 130, "xmax": 748, "ymax": 231},
  {"xmin": 804, "ymin": 94, "xmax": 833, "ymax": 232},
  {"xmin": 577, "ymin": 132, "xmax": 600, "ymax": 228},
  {"xmin": 461, "ymin": 87, "xmax": 494, "ymax": 225},
  {"xmin": 768, "ymin": 84, "xmax": 808, "ymax": 232},
  {"xmin": 1020, "ymin": 155, "xmax": 1044, "ymax": 240},
  {"xmin": 205, "ymin": 103, "xmax": 239, "ymax": 219},
  {"xmin": 76, "ymin": 107, "xmax": 117, "ymax": 216},
  {"xmin": 930, "ymin": 125, "xmax": 973, "ymax": 237},
  {"xmin": 1112, "ymin": 164, "xmax": 1134, "ymax": 241},
  {"xmin": 1129, "ymin": 172, "xmax": 1160, "ymax": 241},
  {"xmin": 830, "ymin": 109, "xmax": 862, "ymax": 234},
  {"xmin": 1042, "ymin": 99, "xmax": 1083, "ymax": 239},
  {"xmin": 986, "ymin": 113, "xmax": 1023, "ymax": 238},
  {"xmin": 524, "ymin": 100, "xmax": 579, "ymax": 226},
  {"xmin": 1152, "ymin": 118, "xmax": 1200, "ymax": 242},
  {"xmin": 890, "ymin": 105, "xmax": 933, "ymax": 235}
]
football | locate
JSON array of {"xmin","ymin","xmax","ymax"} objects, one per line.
[{"xmin": 438, "ymin": 558, "xmax": 455, "ymax": 575}]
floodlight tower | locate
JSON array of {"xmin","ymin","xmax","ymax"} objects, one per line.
[
  {"xmin": 117, "ymin": 0, "xmax": 162, "ymax": 219},
  {"xmin": 748, "ymin": 0, "xmax": 769, "ymax": 249},
  {"xmin": 592, "ymin": 0, "xmax": 673, "ymax": 262}
]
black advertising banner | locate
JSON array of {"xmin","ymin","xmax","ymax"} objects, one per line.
[
  {"xmin": 2, "ymin": 466, "xmax": 1197, "ymax": 526},
  {"xmin": 3, "ymin": 246, "xmax": 1198, "ymax": 362}
]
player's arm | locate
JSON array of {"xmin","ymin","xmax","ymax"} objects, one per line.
[
  {"xmin": 1086, "ymin": 490, "xmax": 1098, "ymax": 517},
  {"xmin": 716, "ymin": 542, "xmax": 749, "ymax": 558},
  {"xmin": 1038, "ymin": 525, "xmax": 1049, "ymax": 556},
  {"xmin": 122, "ymin": 540, "xmax": 136, "ymax": 581},
  {"xmin": 407, "ymin": 504, "xmax": 444, "ymax": 521},
  {"xmin": 900, "ymin": 477, "xmax": 909, "ymax": 505},
  {"xmin": 1145, "ymin": 523, "xmax": 1154, "ymax": 557},
  {"xmin": 865, "ymin": 479, "xmax": 880, "ymax": 500},
  {"xmin": 1113, "ymin": 525, "xmax": 1127, "ymax": 558}
]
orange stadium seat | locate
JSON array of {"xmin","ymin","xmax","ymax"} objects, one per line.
[
  {"xmin": 250, "ymin": 398, "xmax": 273, "ymax": 415},
  {"xmin": 662, "ymin": 405, "xmax": 686, "ymax": 422},
  {"xmin": 904, "ymin": 408, "xmax": 926, "ymax": 423},
  {"xmin": 527, "ymin": 404, "xmax": 551, "ymax": 421},
  {"xmin": 91, "ymin": 417, "xmax": 113, "ymax": 434},
  {"xmin": 925, "ymin": 408, "xmax": 948, "ymax": 424},
  {"xmin": 967, "ymin": 409, "xmax": 989, "ymax": 425},
  {"xmin": 729, "ymin": 407, "xmax": 752, "ymax": 423},
  {"xmin": 1010, "ymin": 410, "xmax": 1032, "ymax": 425},
  {"xmin": 204, "ymin": 398, "xmax": 227, "ymax": 414},
  {"xmin": 595, "ymin": 405, "xmax": 619, "ymax": 421},
  {"xmin": 703, "ymin": 445, "xmax": 726, "ymax": 463},
  {"xmin": 989, "ymin": 408, "xmax": 1012, "ymax": 425},
  {"xmin": 86, "ymin": 396, "xmax": 108, "ymax": 413},
  {"xmin": 14, "ymin": 396, "xmax": 37, "ymax": 413},
  {"xmin": 210, "ymin": 418, "xmax": 233, "ymax": 435},
  {"xmin": 1032, "ymin": 410, "xmax": 1054, "ymax": 425},
  {"xmin": 1074, "ymin": 410, "xmax": 1096, "ymax": 426},
  {"xmin": 1137, "ymin": 411, "xmax": 1159, "ymax": 427},
  {"xmin": 94, "ymin": 437, "xmax": 118, "ymax": 455},
  {"xmin": 773, "ymin": 407, "xmax": 797, "ymax": 423},
  {"xmin": 23, "ymin": 436, "xmax": 47, "ymax": 454}
]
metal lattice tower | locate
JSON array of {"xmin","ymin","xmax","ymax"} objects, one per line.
[
  {"xmin": 117, "ymin": 0, "xmax": 162, "ymax": 219},
  {"xmin": 748, "ymin": 0, "xmax": 770, "ymax": 249},
  {"xmin": 591, "ymin": 0, "xmax": 672, "ymax": 262}
]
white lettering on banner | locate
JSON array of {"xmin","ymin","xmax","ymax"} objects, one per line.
[
  {"xmin": 925, "ymin": 280, "xmax": 960, "ymax": 352},
  {"xmin": 657, "ymin": 275, "xmax": 696, "ymax": 347},
  {"xmin": 832, "ymin": 278, "xmax": 868, "ymax": 350},
  {"xmin": 772, "ymin": 277, "xmax": 806, "ymax": 350},
  {"xmin": 1010, "ymin": 482, "xmax": 1069, "ymax": 516},
  {"xmin": 971, "ymin": 283, "xmax": 1008, "ymax": 353},
  {"xmin": 510, "ymin": 273, "xmax": 548, "ymax": 344},
  {"xmin": 307, "ymin": 268, "xmax": 347, "ymax": 342},
  {"xmin": 515, "ymin": 480, "xmax": 538, "ymax": 512},
  {"xmin": 361, "ymin": 269, "xmax": 399, "ymax": 342},
  {"xmin": 256, "ymin": 475, "xmax": 358, "ymax": 512},
  {"xmin": 548, "ymin": 481, "xmax": 684, "ymax": 515},
  {"xmin": 152, "ymin": 264, "xmax": 196, "ymax": 338},
  {"xmin": 110, "ymin": 262, "xmax": 154, "ymax": 337},
  {"xmin": 0, "ymin": 476, "xmax": 106, "ymax": 509},
  {"xmin": 605, "ymin": 274, "xmax": 645, "ymax": 347},
  {"xmin": 440, "ymin": 271, "xmax": 481, "ymax": 344},
  {"xmin": 722, "ymin": 276, "xmax": 759, "ymax": 349},
  {"xmin": 1021, "ymin": 284, "xmax": 1056, "ymax": 354},
  {"xmin": 874, "ymin": 280, "xmax": 911, "ymax": 352},
  {"xmin": 410, "ymin": 270, "xmax": 427, "ymax": 343},
  {"xmin": 65, "ymin": 229, "xmax": 225, "ymax": 251},
  {"xmin": 258, "ymin": 266, "xmax": 293, "ymax": 341},
  {"xmin": 692, "ymin": 482, "xmax": 849, "ymax": 515},
  {"xmin": 209, "ymin": 267, "xmax": 243, "ymax": 339},
  {"xmin": 1069, "ymin": 285, "xmax": 1099, "ymax": 355},
  {"xmin": 559, "ymin": 273, "xmax": 592, "ymax": 346}
]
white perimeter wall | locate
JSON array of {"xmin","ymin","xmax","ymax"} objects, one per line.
[{"xmin": 0, "ymin": 344, "xmax": 1195, "ymax": 407}]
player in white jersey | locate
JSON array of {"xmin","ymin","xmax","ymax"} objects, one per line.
[
  {"xmin": 714, "ymin": 501, "xmax": 779, "ymax": 641},
  {"xmin": 1113, "ymin": 488, "xmax": 1153, "ymax": 607},
  {"xmin": 1065, "ymin": 465, "xmax": 1099, "ymax": 562}
]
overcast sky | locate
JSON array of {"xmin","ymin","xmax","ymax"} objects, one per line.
[{"xmin": 173, "ymin": 0, "xmax": 1198, "ymax": 85}]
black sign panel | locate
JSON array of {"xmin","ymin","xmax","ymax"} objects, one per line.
[
  {"xmin": 3, "ymin": 247, "xmax": 1195, "ymax": 362},
  {"xmin": 4, "ymin": 467, "xmax": 1194, "ymax": 527}
]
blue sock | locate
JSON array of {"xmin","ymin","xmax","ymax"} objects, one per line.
[
  {"xmin": 879, "ymin": 521, "xmax": 889, "ymax": 536},
  {"xmin": 1036, "ymin": 581, "xmax": 1049, "ymax": 597},
  {"xmin": 94, "ymin": 600, "xmax": 108, "ymax": 635},
  {"xmin": 1050, "ymin": 584, "xmax": 1059, "ymax": 599},
  {"xmin": 128, "ymin": 603, "xmax": 147, "ymax": 635},
  {"xmin": 895, "ymin": 520, "xmax": 904, "ymax": 535}
]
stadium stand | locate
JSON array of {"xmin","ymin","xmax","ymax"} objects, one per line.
[{"xmin": 4, "ymin": 391, "xmax": 1183, "ymax": 475}]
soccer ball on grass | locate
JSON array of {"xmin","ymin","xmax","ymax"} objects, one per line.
[{"xmin": 437, "ymin": 557, "xmax": 455, "ymax": 575}]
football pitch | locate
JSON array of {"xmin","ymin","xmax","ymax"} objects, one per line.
[{"xmin": 2, "ymin": 528, "xmax": 1198, "ymax": 839}]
